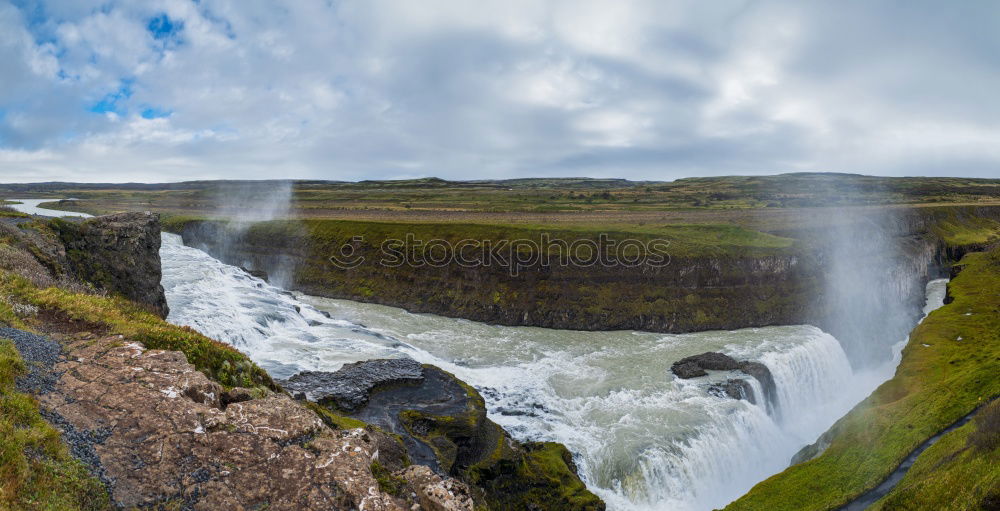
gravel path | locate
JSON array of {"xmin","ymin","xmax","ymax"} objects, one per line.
[{"xmin": 1, "ymin": 326, "xmax": 61, "ymax": 395}]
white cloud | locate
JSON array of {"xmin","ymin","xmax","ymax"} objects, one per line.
[{"xmin": 0, "ymin": 0, "xmax": 998, "ymax": 182}]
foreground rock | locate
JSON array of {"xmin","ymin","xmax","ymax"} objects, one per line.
[
  {"xmin": 283, "ymin": 358, "xmax": 424, "ymax": 410},
  {"xmin": 34, "ymin": 332, "xmax": 473, "ymax": 511},
  {"xmin": 285, "ymin": 359, "xmax": 606, "ymax": 511},
  {"xmin": 671, "ymin": 352, "xmax": 779, "ymax": 413}
]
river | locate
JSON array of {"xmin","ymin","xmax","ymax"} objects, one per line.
[{"xmin": 3, "ymin": 198, "xmax": 92, "ymax": 217}]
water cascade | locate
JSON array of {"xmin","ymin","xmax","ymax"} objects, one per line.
[{"xmin": 160, "ymin": 232, "xmax": 948, "ymax": 510}]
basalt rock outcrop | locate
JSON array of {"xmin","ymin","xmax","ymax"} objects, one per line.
[
  {"xmin": 709, "ymin": 379, "xmax": 757, "ymax": 403},
  {"xmin": 286, "ymin": 359, "xmax": 605, "ymax": 511},
  {"xmin": 282, "ymin": 358, "xmax": 424, "ymax": 410},
  {"xmin": 50, "ymin": 212, "xmax": 170, "ymax": 318},
  {"xmin": 737, "ymin": 360, "xmax": 778, "ymax": 412},
  {"xmin": 672, "ymin": 352, "xmax": 779, "ymax": 412},
  {"xmin": 671, "ymin": 351, "xmax": 741, "ymax": 378}
]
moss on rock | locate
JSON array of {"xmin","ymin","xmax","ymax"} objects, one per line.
[{"xmin": 388, "ymin": 366, "xmax": 604, "ymax": 510}]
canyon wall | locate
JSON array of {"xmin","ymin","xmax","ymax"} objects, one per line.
[{"xmin": 176, "ymin": 219, "xmax": 818, "ymax": 333}]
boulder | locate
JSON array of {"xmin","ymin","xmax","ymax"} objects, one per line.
[
  {"xmin": 708, "ymin": 379, "xmax": 756, "ymax": 403},
  {"xmin": 239, "ymin": 266, "xmax": 269, "ymax": 281},
  {"xmin": 670, "ymin": 352, "xmax": 740, "ymax": 378},
  {"xmin": 670, "ymin": 352, "xmax": 779, "ymax": 413},
  {"xmin": 738, "ymin": 361, "xmax": 778, "ymax": 413},
  {"xmin": 671, "ymin": 361, "xmax": 707, "ymax": 379}
]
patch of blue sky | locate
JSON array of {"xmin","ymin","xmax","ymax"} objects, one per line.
[
  {"xmin": 88, "ymin": 79, "xmax": 134, "ymax": 115},
  {"xmin": 148, "ymin": 13, "xmax": 183, "ymax": 41},
  {"xmin": 140, "ymin": 106, "xmax": 172, "ymax": 119}
]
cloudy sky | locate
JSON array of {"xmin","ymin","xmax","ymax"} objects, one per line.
[{"xmin": 0, "ymin": 0, "xmax": 998, "ymax": 183}]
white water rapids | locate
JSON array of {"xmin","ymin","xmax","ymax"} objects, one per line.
[{"xmin": 158, "ymin": 232, "xmax": 948, "ymax": 511}]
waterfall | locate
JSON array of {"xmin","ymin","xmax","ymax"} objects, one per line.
[
  {"xmin": 814, "ymin": 207, "xmax": 939, "ymax": 369},
  {"xmin": 758, "ymin": 331, "xmax": 854, "ymax": 434},
  {"xmin": 159, "ymin": 233, "xmax": 947, "ymax": 511}
]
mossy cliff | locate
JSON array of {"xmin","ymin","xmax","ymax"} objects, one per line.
[
  {"xmin": 0, "ymin": 214, "xmax": 277, "ymax": 509},
  {"xmin": 724, "ymin": 243, "xmax": 1000, "ymax": 511},
  {"xmin": 2, "ymin": 212, "xmax": 170, "ymax": 318},
  {"xmin": 0, "ymin": 216, "xmax": 275, "ymax": 391}
]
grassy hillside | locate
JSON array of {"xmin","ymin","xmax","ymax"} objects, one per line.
[
  {"xmin": 868, "ymin": 399, "xmax": 999, "ymax": 510},
  {"xmin": 725, "ymin": 245, "xmax": 1000, "ymax": 511}
]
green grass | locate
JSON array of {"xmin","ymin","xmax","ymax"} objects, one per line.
[
  {"xmin": 288, "ymin": 217, "xmax": 795, "ymax": 257},
  {"xmin": 0, "ymin": 206, "xmax": 29, "ymax": 219},
  {"xmin": 0, "ymin": 338, "xmax": 110, "ymax": 511},
  {"xmin": 928, "ymin": 211, "xmax": 1000, "ymax": 247},
  {"xmin": 868, "ymin": 400, "xmax": 1000, "ymax": 510},
  {"xmin": 0, "ymin": 270, "xmax": 275, "ymax": 391},
  {"xmin": 369, "ymin": 461, "xmax": 407, "ymax": 497},
  {"xmin": 304, "ymin": 401, "xmax": 368, "ymax": 430},
  {"xmin": 725, "ymin": 246, "xmax": 1000, "ymax": 511}
]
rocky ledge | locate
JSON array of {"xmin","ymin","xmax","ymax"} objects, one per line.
[
  {"xmin": 283, "ymin": 358, "xmax": 424, "ymax": 410},
  {"xmin": 50, "ymin": 212, "xmax": 170, "ymax": 318},
  {"xmin": 671, "ymin": 352, "xmax": 778, "ymax": 412},
  {"xmin": 284, "ymin": 359, "xmax": 605, "ymax": 511},
  {"xmin": 14, "ymin": 329, "xmax": 474, "ymax": 511}
]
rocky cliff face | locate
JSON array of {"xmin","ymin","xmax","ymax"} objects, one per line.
[
  {"xmin": 177, "ymin": 219, "xmax": 817, "ymax": 333},
  {"xmin": 50, "ymin": 212, "xmax": 170, "ymax": 318}
]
